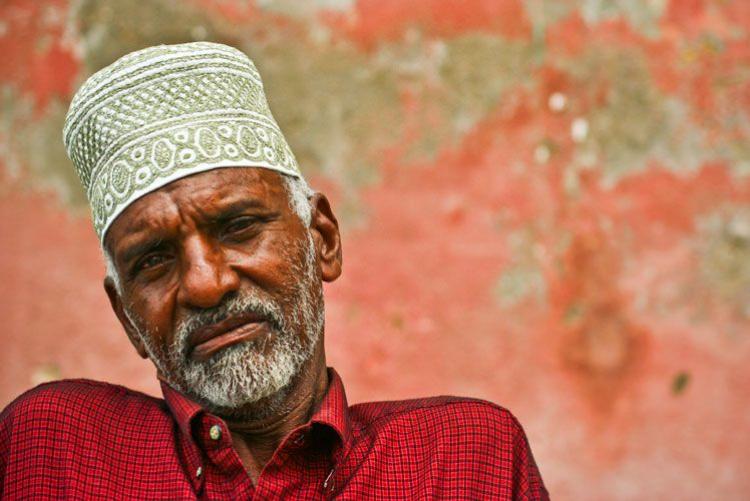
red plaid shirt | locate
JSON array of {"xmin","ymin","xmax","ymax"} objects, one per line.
[{"xmin": 1, "ymin": 368, "xmax": 547, "ymax": 499}]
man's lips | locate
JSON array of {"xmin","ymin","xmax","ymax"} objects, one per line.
[{"xmin": 187, "ymin": 313, "xmax": 270, "ymax": 362}]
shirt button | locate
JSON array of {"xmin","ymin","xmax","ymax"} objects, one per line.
[
  {"xmin": 209, "ymin": 424, "xmax": 222, "ymax": 441},
  {"xmin": 196, "ymin": 466, "xmax": 203, "ymax": 478}
]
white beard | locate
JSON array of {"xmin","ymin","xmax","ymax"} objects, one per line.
[{"xmin": 126, "ymin": 232, "xmax": 323, "ymax": 416}]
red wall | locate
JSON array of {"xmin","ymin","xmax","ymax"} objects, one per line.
[{"xmin": 2, "ymin": 0, "xmax": 750, "ymax": 498}]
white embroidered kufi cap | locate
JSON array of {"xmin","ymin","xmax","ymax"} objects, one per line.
[{"xmin": 63, "ymin": 42, "xmax": 301, "ymax": 242}]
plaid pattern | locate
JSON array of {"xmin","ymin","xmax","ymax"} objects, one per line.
[{"xmin": 1, "ymin": 368, "xmax": 547, "ymax": 499}]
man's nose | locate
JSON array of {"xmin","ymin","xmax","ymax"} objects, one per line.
[{"xmin": 177, "ymin": 235, "xmax": 240, "ymax": 309}]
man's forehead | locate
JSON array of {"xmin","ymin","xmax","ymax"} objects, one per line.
[
  {"xmin": 157, "ymin": 167, "xmax": 285, "ymax": 201},
  {"xmin": 105, "ymin": 167, "xmax": 288, "ymax": 250}
]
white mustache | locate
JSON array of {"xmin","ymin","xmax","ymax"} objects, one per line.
[{"xmin": 173, "ymin": 292, "xmax": 285, "ymax": 356}]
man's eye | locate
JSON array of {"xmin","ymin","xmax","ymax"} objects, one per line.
[
  {"xmin": 223, "ymin": 217, "xmax": 258, "ymax": 236},
  {"xmin": 136, "ymin": 254, "xmax": 169, "ymax": 272}
]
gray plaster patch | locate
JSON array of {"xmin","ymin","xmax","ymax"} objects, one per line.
[
  {"xmin": 580, "ymin": 0, "xmax": 667, "ymax": 37},
  {"xmin": 557, "ymin": 46, "xmax": 712, "ymax": 182},
  {"xmin": 0, "ymin": 86, "xmax": 87, "ymax": 206},
  {"xmin": 698, "ymin": 207, "xmax": 750, "ymax": 318},
  {"xmin": 257, "ymin": 0, "xmax": 355, "ymax": 18},
  {"xmin": 493, "ymin": 227, "xmax": 548, "ymax": 308}
]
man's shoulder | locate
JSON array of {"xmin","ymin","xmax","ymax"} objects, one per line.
[
  {"xmin": 346, "ymin": 395, "xmax": 547, "ymax": 498},
  {"xmin": 350, "ymin": 395, "xmax": 526, "ymax": 442},
  {"xmin": 1, "ymin": 379, "xmax": 167, "ymax": 430}
]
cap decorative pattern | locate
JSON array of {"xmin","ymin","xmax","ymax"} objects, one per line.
[{"xmin": 63, "ymin": 42, "xmax": 301, "ymax": 241}]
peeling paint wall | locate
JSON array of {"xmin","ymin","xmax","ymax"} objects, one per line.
[{"xmin": 2, "ymin": 0, "xmax": 750, "ymax": 498}]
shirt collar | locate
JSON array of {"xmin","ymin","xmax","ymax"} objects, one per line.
[
  {"xmin": 160, "ymin": 367, "xmax": 352, "ymax": 448},
  {"xmin": 310, "ymin": 367, "xmax": 352, "ymax": 447},
  {"xmin": 160, "ymin": 379, "xmax": 204, "ymax": 440}
]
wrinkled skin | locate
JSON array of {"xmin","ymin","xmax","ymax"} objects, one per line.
[{"xmin": 103, "ymin": 167, "xmax": 342, "ymax": 482}]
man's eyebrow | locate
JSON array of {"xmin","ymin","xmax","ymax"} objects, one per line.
[{"xmin": 205, "ymin": 198, "xmax": 274, "ymax": 220}]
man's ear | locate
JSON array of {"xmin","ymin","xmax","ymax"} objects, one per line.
[
  {"xmin": 309, "ymin": 193, "xmax": 342, "ymax": 282},
  {"xmin": 104, "ymin": 277, "xmax": 148, "ymax": 359}
]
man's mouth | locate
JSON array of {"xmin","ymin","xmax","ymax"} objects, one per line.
[{"xmin": 187, "ymin": 312, "xmax": 271, "ymax": 362}]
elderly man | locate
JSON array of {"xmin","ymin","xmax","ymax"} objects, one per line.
[{"xmin": 0, "ymin": 43, "xmax": 547, "ymax": 499}]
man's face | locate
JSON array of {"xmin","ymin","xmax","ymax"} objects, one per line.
[{"xmin": 104, "ymin": 168, "xmax": 328, "ymax": 418}]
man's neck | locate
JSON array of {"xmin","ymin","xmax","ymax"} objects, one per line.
[{"xmin": 224, "ymin": 344, "xmax": 329, "ymax": 483}]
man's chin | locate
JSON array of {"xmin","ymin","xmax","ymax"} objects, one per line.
[
  {"xmin": 196, "ymin": 379, "xmax": 295, "ymax": 421},
  {"xmin": 173, "ymin": 342, "xmax": 305, "ymax": 418}
]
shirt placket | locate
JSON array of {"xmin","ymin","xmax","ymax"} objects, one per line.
[
  {"xmin": 253, "ymin": 425, "xmax": 338, "ymax": 499},
  {"xmin": 320, "ymin": 433, "xmax": 351, "ymax": 498},
  {"xmin": 195, "ymin": 416, "xmax": 255, "ymax": 499},
  {"xmin": 172, "ymin": 421, "xmax": 208, "ymax": 497}
]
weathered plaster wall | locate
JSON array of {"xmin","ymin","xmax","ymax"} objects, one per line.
[{"xmin": 1, "ymin": 0, "xmax": 749, "ymax": 498}]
